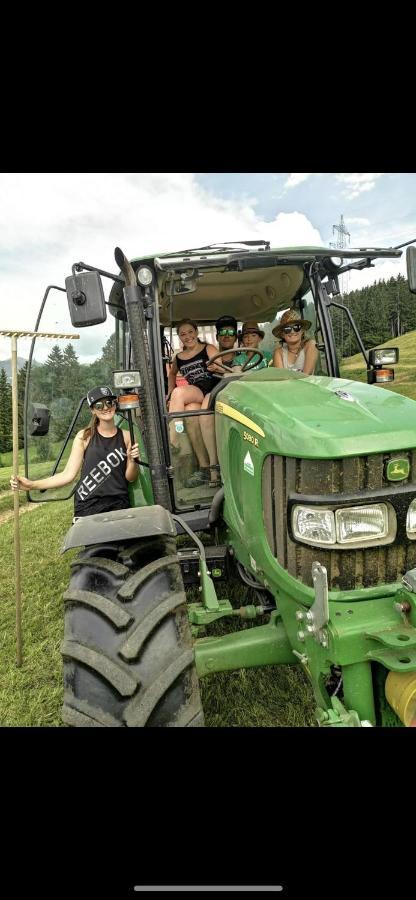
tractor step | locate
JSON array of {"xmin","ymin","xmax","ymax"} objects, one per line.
[{"xmin": 177, "ymin": 544, "xmax": 230, "ymax": 585}]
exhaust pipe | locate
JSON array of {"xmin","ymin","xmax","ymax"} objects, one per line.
[{"xmin": 115, "ymin": 247, "xmax": 171, "ymax": 510}]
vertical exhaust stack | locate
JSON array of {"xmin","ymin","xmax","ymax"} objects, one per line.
[{"xmin": 114, "ymin": 247, "xmax": 171, "ymax": 510}]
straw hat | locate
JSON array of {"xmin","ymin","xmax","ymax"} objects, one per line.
[{"xmin": 272, "ymin": 309, "xmax": 312, "ymax": 339}]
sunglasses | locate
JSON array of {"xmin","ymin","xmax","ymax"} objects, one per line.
[
  {"xmin": 282, "ymin": 323, "xmax": 302, "ymax": 334},
  {"xmin": 92, "ymin": 399, "xmax": 117, "ymax": 410},
  {"xmin": 218, "ymin": 328, "xmax": 236, "ymax": 337}
]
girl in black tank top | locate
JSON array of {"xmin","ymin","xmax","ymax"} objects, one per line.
[
  {"xmin": 10, "ymin": 385, "xmax": 141, "ymax": 519},
  {"xmin": 73, "ymin": 427, "xmax": 129, "ymax": 517},
  {"xmin": 175, "ymin": 344, "xmax": 220, "ymax": 396},
  {"xmin": 167, "ymin": 320, "xmax": 220, "ymax": 466}
]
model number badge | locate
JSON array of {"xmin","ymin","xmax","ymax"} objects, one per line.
[{"xmin": 243, "ymin": 430, "xmax": 259, "ymax": 447}]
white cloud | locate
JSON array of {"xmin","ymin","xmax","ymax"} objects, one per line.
[
  {"xmin": 344, "ymin": 216, "xmax": 370, "ymax": 226},
  {"xmin": 261, "ymin": 212, "xmax": 322, "ymax": 246},
  {"xmin": 346, "ymin": 257, "xmax": 406, "ymax": 292},
  {"xmin": 284, "ymin": 173, "xmax": 312, "ymax": 190},
  {"xmin": 0, "ymin": 173, "xmax": 325, "ymax": 359},
  {"xmin": 336, "ymin": 173, "xmax": 384, "ymax": 200}
]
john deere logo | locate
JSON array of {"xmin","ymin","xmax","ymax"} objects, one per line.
[{"xmin": 386, "ymin": 458, "xmax": 410, "ymax": 481}]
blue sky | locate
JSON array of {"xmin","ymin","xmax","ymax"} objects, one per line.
[
  {"xmin": 196, "ymin": 173, "xmax": 416, "ymax": 246},
  {"xmin": 1, "ymin": 172, "xmax": 415, "ymax": 361}
]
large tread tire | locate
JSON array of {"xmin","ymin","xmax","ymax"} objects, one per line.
[{"xmin": 61, "ymin": 536, "xmax": 204, "ymax": 727}]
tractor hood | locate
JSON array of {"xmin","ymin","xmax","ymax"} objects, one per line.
[{"xmin": 218, "ymin": 369, "xmax": 416, "ymax": 459}]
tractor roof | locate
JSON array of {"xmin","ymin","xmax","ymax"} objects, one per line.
[{"xmin": 108, "ymin": 241, "xmax": 402, "ymax": 326}]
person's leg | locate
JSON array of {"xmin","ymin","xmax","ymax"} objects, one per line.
[
  {"xmin": 184, "ymin": 403, "xmax": 210, "ymax": 469},
  {"xmin": 199, "ymin": 394, "xmax": 221, "ymax": 485},
  {"xmin": 168, "ymin": 385, "xmax": 204, "ymax": 449}
]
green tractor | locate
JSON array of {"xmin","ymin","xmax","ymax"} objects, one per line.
[{"xmin": 24, "ymin": 239, "xmax": 416, "ymax": 727}]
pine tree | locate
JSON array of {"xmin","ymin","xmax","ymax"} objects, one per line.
[{"xmin": 0, "ymin": 368, "xmax": 12, "ymax": 453}]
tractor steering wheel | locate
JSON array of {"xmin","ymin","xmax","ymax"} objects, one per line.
[{"xmin": 207, "ymin": 347, "xmax": 265, "ymax": 374}]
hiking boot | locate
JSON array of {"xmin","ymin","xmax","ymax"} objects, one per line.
[{"xmin": 184, "ymin": 468, "xmax": 210, "ymax": 488}]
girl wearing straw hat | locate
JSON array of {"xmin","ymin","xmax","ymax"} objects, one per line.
[{"xmin": 272, "ymin": 309, "xmax": 318, "ymax": 375}]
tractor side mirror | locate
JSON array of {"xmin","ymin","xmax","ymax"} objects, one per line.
[
  {"xmin": 65, "ymin": 270, "xmax": 107, "ymax": 327},
  {"xmin": 28, "ymin": 402, "xmax": 50, "ymax": 436},
  {"xmin": 406, "ymin": 246, "xmax": 416, "ymax": 294}
]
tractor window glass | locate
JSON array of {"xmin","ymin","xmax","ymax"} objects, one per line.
[
  {"xmin": 168, "ymin": 409, "xmax": 220, "ymax": 511},
  {"xmin": 25, "ymin": 286, "xmax": 118, "ymax": 502},
  {"xmin": 300, "ymin": 291, "xmax": 328, "ymax": 376},
  {"xmin": 329, "ymin": 300, "xmax": 364, "ymax": 379}
]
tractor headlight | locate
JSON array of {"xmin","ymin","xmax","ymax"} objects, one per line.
[
  {"xmin": 406, "ymin": 498, "xmax": 416, "ymax": 539},
  {"xmin": 137, "ymin": 266, "xmax": 153, "ymax": 287},
  {"xmin": 335, "ymin": 504, "xmax": 389, "ymax": 543},
  {"xmin": 292, "ymin": 502, "xmax": 395, "ymax": 548},
  {"xmin": 113, "ymin": 370, "xmax": 141, "ymax": 389},
  {"xmin": 369, "ymin": 347, "xmax": 399, "ymax": 366},
  {"xmin": 292, "ymin": 506, "xmax": 336, "ymax": 545}
]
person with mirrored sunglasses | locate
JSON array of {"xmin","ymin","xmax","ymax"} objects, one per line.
[
  {"xmin": 10, "ymin": 385, "xmax": 140, "ymax": 518},
  {"xmin": 209, "ymin": 315, "xmax": 238, "ymax": 370},
  {"xmin": 271, "ymin": 309, "xmax": 318, "ymax": 374}
]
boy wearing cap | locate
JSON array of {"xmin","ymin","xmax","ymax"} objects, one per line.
[
  {"xmin": 10, "ymin": 385, "xmax": 140, "ymax": 518},
  {"xmin": 232, "ymin": 321, "xmax": 272, "ymax": 371}
]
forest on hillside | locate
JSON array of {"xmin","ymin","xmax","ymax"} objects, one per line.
[
  {"xmin": 0, "ymin": 334, "xmax": 116, "ymax": 457},
  {"xmin": 329, "ymin": 273, "xmax": 416, "ymax": 360}
]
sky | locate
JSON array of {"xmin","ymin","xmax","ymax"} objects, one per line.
[{"xmin": 1, "ymin": 172, "xmax": 415, "ymax": 362}]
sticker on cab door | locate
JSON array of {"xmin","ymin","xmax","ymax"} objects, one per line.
[{"xmin": 243, "ymin": 451, "xmax": 254, "ymax": 476}]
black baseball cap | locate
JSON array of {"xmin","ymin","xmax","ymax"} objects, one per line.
[
  {"xmin": 87, "ymin": 386, "xmax": 117, "ymax": 408},
  {"xmin": 215, "ymin": 315, "xmax": 237, "ymax": 332}
]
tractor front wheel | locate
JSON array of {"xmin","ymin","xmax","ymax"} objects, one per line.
[{"xmin": 61, "ymin": 536, "xmax": 204, "ymax": 727}]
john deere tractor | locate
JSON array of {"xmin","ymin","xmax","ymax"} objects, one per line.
[{"xmin": 24, "ymin": 239, "xmax": 416, "ymax": 727}]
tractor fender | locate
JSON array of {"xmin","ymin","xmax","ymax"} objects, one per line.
[{"xmin": 61, "ymin": 504, "xmax": 176, "ymax": 553}]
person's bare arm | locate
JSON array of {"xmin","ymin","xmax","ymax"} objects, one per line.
[
  {"xmin": 122, "ymin": 431, "xmax": 141, "ymax": 482},
  {"xmin": 206, "ymin": 342, "xmax": 228, "ymax": 373},
  {"xmin": 302, "ymin": 339, "xmax": 318, "ymax": 375},
  {"xmin": 272, "ymin": 347, "xmax": 284, "ymax": 368},
  {"xmin": 10, "ymin": 431, "xmax": 86, "ymax": 491}
]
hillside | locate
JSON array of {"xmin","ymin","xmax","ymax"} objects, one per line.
[
  {"xmin": 340, "ymin": 329, "xmax": 416, "ymax": 401},
  {"xmin": 0, "ymin": 357, "xmax": 28, "ymax": 380}
]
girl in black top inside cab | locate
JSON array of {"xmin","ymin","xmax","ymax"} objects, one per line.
[
  {"xmin": 167, "ymin": 318, "xmax": 219, "ymax": 451},
  {"xmin": 10, "ymin": 386, "xmax": 140, "ymax": 518}
]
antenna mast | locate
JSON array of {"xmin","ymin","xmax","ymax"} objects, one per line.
[{"xmin": 330, "ymin": 214, "xmax": 351, "ymax": 356}]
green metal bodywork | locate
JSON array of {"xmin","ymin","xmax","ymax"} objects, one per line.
[
  {"xmin": 217, "ymin": 368, "xmax": 416, "ymax": 461},
  {"xmin": 191, "ymin": 367, "xmax": 416, "ymax": 725},
  {"xmin": 118, "ymin": 416, "xmax": 154, "ymax": 508},
  {"xmin": 214, "ymin": 368, "xmax": 416, "ymax": 600}
]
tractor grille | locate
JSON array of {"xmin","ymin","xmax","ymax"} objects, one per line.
[{"xmin": 262, "ymin": 451, "xmax": 416, "ymax": 590}]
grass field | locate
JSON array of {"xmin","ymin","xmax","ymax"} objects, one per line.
[
  {"xmin": 1, "ymin": 332, "xmax": 415, "ymax": 727},
  {"xmin": 0, "ymin": 499, "xmax": 316, "ymax": 727}
]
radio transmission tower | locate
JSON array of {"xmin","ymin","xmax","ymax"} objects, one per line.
[
  {"xmin": 330, "ymin": 214, "xmax": 350, "ymax": 291},
  {"xmin": 330, "ymin": 214, "xmax": 351, "ymax": 357}
]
